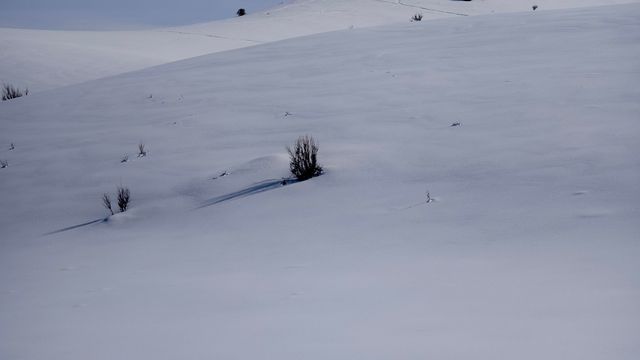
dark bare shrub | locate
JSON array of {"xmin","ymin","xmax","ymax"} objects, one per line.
[
  {"xmin": 412, "ymin": 13, "xmax": 423, "ymax": 21},
  {"xmin": 137, "ymin": 143, "xmax": 146, "ymax": 157},
  {"xmin": 237, "ymin": 8, "xmax": 246, "ymax": 16},
  {"xmin": 287, "ymin": 135, "xmax": 323, "ymax": 181},
  {"xmin": 117, "ymin": 187, "xmax": 131, "ymax": 212},
  {"xmin": 102, "ymin": 193, "xmax": 114, "ymax": 215},
  {"xmin": 2, "ymin": 84, "xmax": 28, "ymax": 101},
  {"xmin": 0, "ymin": 160, "xmax": 7, "ymax": 168}
]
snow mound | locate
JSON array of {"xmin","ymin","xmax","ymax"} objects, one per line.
[{"xmin": 2, "ymin": 0, "xmax": 639, "ymax": 91}]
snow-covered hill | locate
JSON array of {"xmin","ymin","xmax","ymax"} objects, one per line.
[
  {"xmin": 1, "ymin": 3, "xmax": 638, "ymax": 359},
  {"xmin": 2, "ymin": 0, "xmax": 639, "ymax": 91}
]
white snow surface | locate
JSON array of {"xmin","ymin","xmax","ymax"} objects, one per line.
[
  {"xmin": 1, "ymin": 3, "xmax": 640, "ymax": 359},
  {"xmin": 2, "ymin": 0, "xmax": 639, "ymax": 91}
]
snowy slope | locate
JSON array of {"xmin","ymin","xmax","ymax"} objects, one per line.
[
  {"xmin": 1, "ymin": 3, "xmax": 639, "ymax": 359},
  {"xmin": 2, "ymin": 0, "xmax": 639, "ymax": 91}
]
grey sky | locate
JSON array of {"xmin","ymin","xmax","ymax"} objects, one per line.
[{"xmin": 0, "ymin": 0, "xmax": 288, "ymax": 29}]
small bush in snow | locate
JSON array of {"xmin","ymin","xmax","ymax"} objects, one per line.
[
  {"xmin": 237, "ymin": 8, "xmax": 246, "ymax": 17},
  {"xmin": 412, "ymin": 13, "xmax": 423, "ymax": 22},
  {"xmin": 117, "ymin": 187, "xmax": 131, "ymax": 212},
  {"xmin": 287, "ymin": 135, "xmax": 323, "ymax": 181},
  {"xmin": 532, "ymin": 5, "xmax": 538, "ymax": 11},
  {"xmin": 9, "ymin": 143, "xmax": 15, "ymax": 151},
  {"xmin": 102, "ymin": 193, "xmax": 114, "ymax": 215},
  {"xmin": 2, "ymin": 84, "xmax": 28, "ymax": 101},
  {"xmin": 0, "ymin": 160, "xmax": 8, "ymax": 168},
  {"xmin": 121, "ymin": 155, "xmax": 129, "ymax": 163},
  {"xmin": 137, "ymin": 143, "xmax": 147, "ymax": 157},
  {"xmin": 102, "ymin": 187, "xmax": 131, "ymax": 214}
]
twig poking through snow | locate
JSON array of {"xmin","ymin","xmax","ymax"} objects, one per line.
[
  {"xmin": 212, "ymin": 171, "xmax": 229, "ymax": 180},
  {"xmin": 137, "ymin": 143, "xmax": 147, "ymax": 157},
  {"xmin": 117, "ymin": 187, "xmax": 131, "ymax": 212},
  {"xmin": 426, "ymin": 191, "xmax": 434, "ymax": 203},
  {"xmin": 102, "ymin": 194, "xmax": 114, "ymax": 215}
]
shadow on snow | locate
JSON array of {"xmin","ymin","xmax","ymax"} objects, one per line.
[
  {"xmin": 198, "ymin": 178, "xmax": 298, "ymax": 209},
  {"xmin": 45, "ymin": 217, "xmax": 107, "ymax": 235}
]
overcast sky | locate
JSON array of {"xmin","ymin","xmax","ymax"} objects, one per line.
[{"xmin": 0, "ymin": 0, "xmax": 288, "ymax": 29}]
